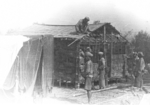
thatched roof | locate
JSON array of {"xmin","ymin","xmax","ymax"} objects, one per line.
[{"xmin": 7, "ymin": 23, "xmax": 120, "ymax": 39}]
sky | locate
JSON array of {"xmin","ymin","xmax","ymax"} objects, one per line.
[{"xmin": 0, "ymin": 0, "xmax": 150, "ymax": 35}]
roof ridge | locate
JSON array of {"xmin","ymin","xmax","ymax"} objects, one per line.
[
  {"xmin": 34, "ymin": 23, "xmax": 75, "ymax": 26},
  {"xmin": 34, "ymin": 23, "xmax": 109, "ymax": 26}
]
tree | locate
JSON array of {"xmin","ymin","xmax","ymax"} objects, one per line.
[{"xmin": 131, "ymin": 31, "xmax": 150, "ymax": 63}]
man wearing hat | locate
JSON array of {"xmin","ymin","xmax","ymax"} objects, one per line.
[
  {"xmin": 75, "ymin": 17, "xmax": 91, "ymax": 34},
  {"xmin": 85, "ymin": 47, "xmax": 93, "ymax": 57},
  {"xmin": 135, "ymin": 52, "xmax": 145, "ymax": 89},
  {"xmin": 84, "ymin": 47, "xmax": 93, "ymax": 103},
  {"xmin": 98, "ymin": 51, "xmax": 106, "ymax": 89}
]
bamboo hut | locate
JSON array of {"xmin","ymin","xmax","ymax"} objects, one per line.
[{"xmin": 7, "ymin": 22, "xmax": 128, "ymax": 88}]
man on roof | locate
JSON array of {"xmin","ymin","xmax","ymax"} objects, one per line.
[{"xmin": 75, "ymin": 17, "xmax": 91, "ymax": 34}]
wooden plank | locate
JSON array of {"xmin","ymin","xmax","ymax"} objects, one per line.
[{"xmin": 73, "ymin": 86, "xmax": 118, "ymax": 97}]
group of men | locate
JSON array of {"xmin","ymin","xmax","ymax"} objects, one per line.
[
  {"xmin": 79, "ymin": 49, "xmax": 146, "ymax": 103},
  {"xmin": 127, "ymin": 52, "xmax": 146, "ymax": 90},
  {"xmin": 79, "ymin": 47, "xmax": 106, "ymax": 103},
  {"xmin": 75, "ymin": 17, "xmax": 148, "ymax": 103}
]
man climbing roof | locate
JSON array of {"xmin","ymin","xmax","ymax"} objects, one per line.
[{"xmin": 75, "ymin": 17, "xmax": 91, "ymax": 34}]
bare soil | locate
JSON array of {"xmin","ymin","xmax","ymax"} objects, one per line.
[{"xmin": 48, "ymin": 83, "xmax": 150, "ymax": 105}]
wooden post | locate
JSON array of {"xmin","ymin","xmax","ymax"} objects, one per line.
[
  {"xmin": 104, "ymin": 26, "xmax": 108, "ymax": 86},
  {"xmin": 75, "ymin": 41, "xmax": 80, "ymax": 89},
  {"xmin": 109, "ymin": 33, "xmax": 113, "ymax": 78},
  {"xmin": 104, "ymin": 26, "xmax": 106, "ymax": 60},
  {"xmin": 95, "ymin": 39, "xmax": 97, "ymax": 63},
  {"xmin": 121, "ymin": 42, "xmax": 126, "ymax": 78},
  {"xmin": 124, "ymin": 42, "xmax": 127, "ymax": 77}
]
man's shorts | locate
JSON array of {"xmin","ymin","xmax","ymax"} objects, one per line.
[{"xmin": 85, "ymin": 77, "xmax": 92, "ymax": 90}]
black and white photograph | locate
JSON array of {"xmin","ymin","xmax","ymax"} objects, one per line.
[{"xmin": 0, "ymin": 0, "xmax": 150, "ymax": 105}]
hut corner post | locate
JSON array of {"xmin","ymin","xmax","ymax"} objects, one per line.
[
  {"xmin": 122, "ymin": 42, "xmax": 127, "ymax": 78},
  {"xmin": 109, "ymin": 33, "xmax": 113, "ymax": 78},
  {"xmin": 75, "ymin": 41, "xmax": 80, "ymax": 89},
  {"xmin": 103, "ymin": 26, "xmax": 107, "ymax": 66},
  {"xmin": 104, "ymin": 26, "xmax": 109, "ymax": 85}
]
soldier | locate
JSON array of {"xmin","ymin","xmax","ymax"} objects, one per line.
[
  {"xmin": 98, "ymin": 52, "xmax": 106, "ymax": 89},
  {"xmin": 84, "ymin": 47, "xmax": 93, "ymax": 103},
  {"xmin": 85, "ymin": 47, "xmax": 93, "ymax": 59},
  {"xmin": 75, "ymin": 17, "xmax": 90, "ymax": 34},
  {"xmin": 135, "ymin": 52, "xmax": 145, "ymax": 90}
]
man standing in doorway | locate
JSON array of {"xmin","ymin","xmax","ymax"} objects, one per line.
[{"xmin": 84, "ymin": 47, "xmax": 93, "ymax": 103}]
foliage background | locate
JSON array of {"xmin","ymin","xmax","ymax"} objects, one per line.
[{"xmin": 130, "ymin": 31, "xmax": 150, "ymax": 63}]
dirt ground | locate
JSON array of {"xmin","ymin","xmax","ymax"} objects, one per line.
[
  {"xmin": 46, "ymin": 83, "xmax": 150, "ymax": 105},
  {"xmin": 1, "ymin": 83, "xmax": 150, "ymax": 105}
]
